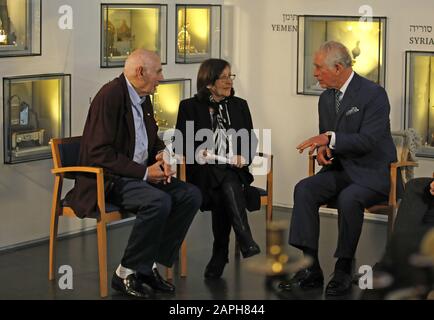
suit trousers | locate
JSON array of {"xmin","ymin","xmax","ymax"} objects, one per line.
[
  {"xmin": 289, "ymin": 169, "xmax": 387, "ymax": 259},
  {"xmin": 108, "ymin": 177, "xmax": 201, "ymax": 276}
]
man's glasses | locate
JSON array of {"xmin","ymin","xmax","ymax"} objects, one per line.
[{"xmin": 217, "ymin": 74, "xmax": 236, "ymax": 81}]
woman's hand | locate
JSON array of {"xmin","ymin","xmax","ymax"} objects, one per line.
[
  {"xmin": 230, "ymin": 155, "xmax": 246, "ymax": 168},
  {"xmin": 430, "ymin": 180, "xmax": 434, "ymax": 196}
]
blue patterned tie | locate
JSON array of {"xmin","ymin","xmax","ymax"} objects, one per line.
[{"xmin": 335, "ymin": 89, "xmax": 342, "ymax": 114}]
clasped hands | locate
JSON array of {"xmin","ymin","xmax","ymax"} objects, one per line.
[
  {"xmin": 296, "ymin": 133, "xmax": 333, "ymax": 166},
  {"xmin": 147, "ymin": 151, "xmax": 176, "ymax": 184}
]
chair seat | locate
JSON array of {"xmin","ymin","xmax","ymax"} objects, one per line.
[
  {"xmin": 61, "ymin": 198, "xmax": 121, "ymax": 213},
  {"xmin": 254, "ymin": 187, "xmax": 268, "ymax": 197}
]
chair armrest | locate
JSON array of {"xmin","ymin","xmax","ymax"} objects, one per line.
[
  {"xmin": 256, "ymin": 152, "xmax": 271, "ymax": 158},
  {"xmin": 388, "ymin": 161, "xmax": 418, "ymax": 207},
  {"xmin": 308, "ymin": 154, "xmax": 317, "ymax": 177},
  {"xmin": 51, "ymin": 166, "xmax": 103, "ymax": 175},
  {"xmin": 176, "ymin": 155, "xmax": 186, "ymax": 182},
  {"xmin": 390, "ymin": 161, "xmax": 418, "ymax": 169},
  {"xmin": 51, "ymin": 165, "xmax": 109, "ymax": 220}
]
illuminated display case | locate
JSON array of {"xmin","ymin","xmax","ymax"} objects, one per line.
[
  {"xmin": 405, "ymin": 51, "xmax": 434, "ymax": 158},
  {"xmin": 151, "ymin": 78, "xmax": 191, "ymax": 141},
  {"xmin": 176, "ymin": 4, "xmax": 221, "ymax": 64},
  {"xmin": 101, "ymin": 3, "xmax": 167, "ymax": 68},
  {"xmin": 3, "ymin": 74, "xmax": 71, "ymax": 164},
  {"xmin": 297, "ymin": 15, "xmax": 387, "ymax": 95},
  {"xmin": 0, "ymin": 0, "xmax": 41, "ymax": 58}
]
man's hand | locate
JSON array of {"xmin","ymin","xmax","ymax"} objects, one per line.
[
  {"xmin": 296, "ymin": 133, "xmax": 329, "ymax": 155},
  {"xmin": 154, "ymin": 151, "xmax": 176, "ymax": 183},
  {"xmin": 316, "ymin": 146, "xmax": 333, "ymax": 166},
  {"xmin": 146, "ymin": 160, "xmax": 168, "ymax": 184},
  {"xmin": 430, "ymin": 180, "xmax": 434, "ymax": 196},
  {"xmin": 230, "ymin": 155, "xmax": 246, "ymax": 168}
]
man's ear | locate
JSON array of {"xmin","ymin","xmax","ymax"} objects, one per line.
[
  {"xmin": 335, "ymin": 63, "xmax": 344, "ymax": 74},
  {"xmin": 138, "ymin": 66, "xmax": 145, "ymax": 78}
]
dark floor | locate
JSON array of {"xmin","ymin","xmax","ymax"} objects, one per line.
[{"xmin": 0, "ymin": 207, "xmax": 387, "ymax": 300}]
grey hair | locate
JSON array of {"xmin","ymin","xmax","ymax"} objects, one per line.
[{"xmin": 318, "ymin": 41, "xmax": 352, "ymax": 69}]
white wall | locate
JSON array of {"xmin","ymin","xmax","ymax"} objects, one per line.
[
  {"xmin": 222, "ymin": 0, "xmax": 434, "ymax": 207},
  {"xmin": 0, "ymin": 0, "xmax": 433, "ymax": 249},
  {"xmin": 0, "ymin": 0, "xmax": 222, "ymax": 249}
]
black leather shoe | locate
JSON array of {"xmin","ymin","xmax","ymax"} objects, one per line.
[
  {"xmin": 111, "ymin": 272, "xmax": 153, "ymax": 299},
  {"xmin": 278, "ymin": 267, "xmax": 324, "ymax": 291},
  {"xmin": 240, "ymin": 244, "xmax": 261, "ymax": 258},
  {"xmin": 325, "ymin": 270, "xmax": 353, "ymax": 296},
  {"xmin": 138, "ymin": 268, "xmax": 176, "ymax": 293}
]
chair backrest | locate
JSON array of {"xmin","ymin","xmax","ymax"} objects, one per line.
[
  {"xmin": 50, "ymin": 136, "xmax": 81, "ymax": 169},
  {"xmin": 391, "ymin": 129, "xmax": 421, "ymax": 184}
]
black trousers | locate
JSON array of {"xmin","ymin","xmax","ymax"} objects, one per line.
[
  {"xmin": 209, "ymin": 169, "xmax": 254, "ymax": 252},
  {"xmin": 289, "ymin": 170, "xmax": 387, "ymax": 259},
  {"xmin": 108, "ymin": 177, "xmax": 201, "ymax": 276}
]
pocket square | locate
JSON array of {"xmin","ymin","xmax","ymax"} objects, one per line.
[{"xmin": 345, "ymin": 107, "xmax": 360, "ymax": 116}]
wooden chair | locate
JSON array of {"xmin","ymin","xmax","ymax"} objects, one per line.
[
  {"xmin": 165, "ymin": 156, "xmax": 187, "ymax": 280},
  {"xmin": 307, "ymin": 129, "xmax": 420, "ymax": 240},
  {"xmin": 49, "ymin": 136, "xmax": 187, "ymax": 297},
  {"xmin": 254, "ymin": 153, "xmax": 274, "ymax": 223}
]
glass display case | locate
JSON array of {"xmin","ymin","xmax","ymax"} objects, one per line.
[
  {"xmin": 176, "ymin": 4, "xmax": 221, "ymax": 64},
  {"xmin": 405, "ymin": 51, "xmax": 434, "ymax": 158},
  {"xmin": 0, "ymin": 0, "xmax": 41, "ymax": 57},
  {"xmin": 297, "ymin": 15, "xmax": 387, "ymax": 95},
  {"xmin": 101, "ymin": 3, "xmax": 167, "ymax": 68},
  {"xmin": 3, "ymin": 74, "xmax": 71, "ymax": 164},
  {"xmin": 151, "ymin": 79, "xmax": 191, "ymax": 141}
]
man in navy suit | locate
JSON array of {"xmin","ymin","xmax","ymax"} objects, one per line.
[{"xmin": 279, "ymin": 41, "xmax": 397, "ymax": 296}]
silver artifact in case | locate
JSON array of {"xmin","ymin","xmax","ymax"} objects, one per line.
[{"xmin": 3, "ymin": 73, "xmax": 71, "ymax": 164}]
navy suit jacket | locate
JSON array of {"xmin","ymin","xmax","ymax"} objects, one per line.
[{"xmin": 318, "ymin": 72, "xmax": 397, "ymax": 196}]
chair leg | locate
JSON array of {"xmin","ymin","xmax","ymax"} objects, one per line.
[
  {"xmin": 180, "ymin": 240, "xmax": 187, "ymax": 277},
  {"xmin": 266, "ymin": 198, "xmax": 273, "ymax": 222},
  {"xmin": 166, "ymin": 267, "xmax": 173, "ymax": 280},
  {"xmin": 48, "ymin": 211, "xmax": 59, "ymax": 281},
  {"xmin": 96, "ymin": 221, "xmax": 108, "ymax": 298},
  {"xmin": 387, "ymin": 208, "xmax": 397, "ymax": 242},
  {"xmin": 49, "ymin": 176, "xmax": 61, "ymax": 281}
]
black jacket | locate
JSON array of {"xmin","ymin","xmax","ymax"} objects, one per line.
[{"xmin": 175, "ymin": 93, "xmax": 258, "ymax": 211}]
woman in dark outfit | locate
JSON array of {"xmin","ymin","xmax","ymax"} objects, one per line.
[
  {"xmin": 175, "ymin": 59, "xmax": 260, "ymax": 279},
  {"xmin": 362, "ymin": 177, "xmax": 434, "ymax": 299}
]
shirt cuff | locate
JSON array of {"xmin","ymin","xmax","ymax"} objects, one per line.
[
  {"xmin": 143, "ymin": 168, "xmax": 148, "ymax": 181},
  {"xmin": 328, "ymin": 131, "xmax": 336, "ymax": 149}
]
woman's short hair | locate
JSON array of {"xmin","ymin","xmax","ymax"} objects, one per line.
[{"xmin": 196, "ymin": 58, "xmax": 231, "ymax": 92}]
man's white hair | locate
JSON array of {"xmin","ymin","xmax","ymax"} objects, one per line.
[{"xmin": 318, "ymin": 41, "xmax": 352, "ymax": 69}]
